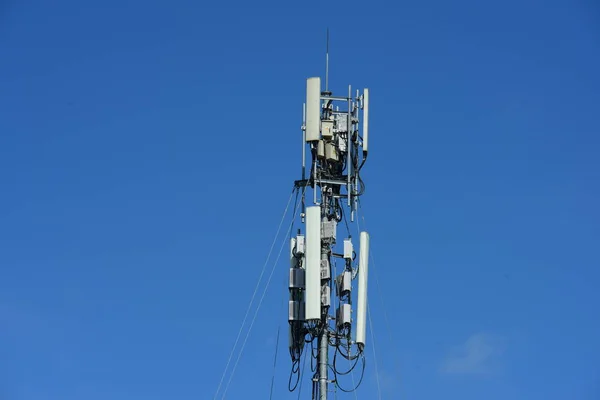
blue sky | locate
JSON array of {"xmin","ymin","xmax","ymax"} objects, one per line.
[{"xmin": 1, "ymin": 0, "xmax": 599, "ymax": 399}]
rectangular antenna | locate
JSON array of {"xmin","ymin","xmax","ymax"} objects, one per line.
[
  {"xmin": 356, "ymin": 231, "xmax": 370, "ymax": 346},
  {"xmin": 305, "ymin": 77, "xmax": 321, "ymax": 142},
  {"xmin": 305, "ymin": 206, "xmax": 322, "ymax": 320}
]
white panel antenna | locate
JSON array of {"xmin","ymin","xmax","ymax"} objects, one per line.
[
  {"xmin": 356, "ymin": 231, "xmax": 370, "ymax": 347},
  {"xmin": 305, "ymin": 77, "xmax": 321, "ymax": 142},
  {"xmin": 304, "ymin": 206, "xmax": 322, "ymax": 320}
]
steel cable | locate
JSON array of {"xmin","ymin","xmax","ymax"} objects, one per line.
[
  {"xmin": 213, "ymin": 187, "xmax": 296, "ymax": 399},
  {"xmin": 221, "ymin": 186, "xmax": 306, "ymax": 399}
]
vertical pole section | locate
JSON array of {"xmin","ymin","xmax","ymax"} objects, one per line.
[
  {"xmin": 319, "ymin": 328, "xmax": 328, "ymax": 399},
  {"xmin": 318, "ymin": 200, "xmax": 329, "ymax": 400}
]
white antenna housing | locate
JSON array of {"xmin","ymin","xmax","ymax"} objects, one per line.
[
  {"xmin": 305, "ymin": 206, "xmax": 322, "ymax": 320},
  {"xmin": 356, "ymin": 231, "xmax": 370, "ymax": 346},
  {"xmin": 362, "ymin": 88, "xmax": 369, "ymax": 153},
  {"xmin": 305, "ymin": 77, "xmax": 321, "ymax": 142}
]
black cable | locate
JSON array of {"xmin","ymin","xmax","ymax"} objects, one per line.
[
  {"xmin": 333, "ymin": 343, "xmax": 361, "ymax": 375},
  {"xmin": 330, "ymin": 326, "xmax": 365, "ymax": 392},
  {"xmin": 288, "ymin": 358, "xmax": 301, "ymax": 392},
  {"xmin": 289, "ymin": 322, "xmax": 304, "ymax": 362},
  {"xmin": 310, "ymin": 340, "xmax": 317, "ymax": 372},
  {"xmin": 334, "ymin": 198, "xmax": 343, "ymax": 223},
  {"xmin": 296, "ymin": 348, "xmax": 308, "ymax": 399},
  {"xmin": 358, "ymin": 152, "xmax": 368, "ymax": 171},
  {"xmin": 341, "ymin": 200, "xmax": 350, "ymax": 237},
  {"xmin": 357, "ymin": 173, "xmax": 366, "ymax": 196},
  {"xmin": 336, "ymin": 342, "xmax": 360, "ymax": 361},
  {"xmin": 333, "ymin": 355, "xmax": 366, "ymax": 393}
]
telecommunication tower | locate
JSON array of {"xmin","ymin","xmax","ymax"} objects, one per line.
[{"xmin": 288, "ymin": 40, "xmax": 371, "ymax": 399}]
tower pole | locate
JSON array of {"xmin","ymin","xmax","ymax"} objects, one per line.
[
  {"xmin": 288, "ymin": 48, "xmax": 371, "ymax": 399},
  {"xmin": 318, "ymin": 198, "xmax": 330, "ymax": 399},
  {"xmin": 318, "ymin": 326, "xmax": 329, "ymax": 399}
]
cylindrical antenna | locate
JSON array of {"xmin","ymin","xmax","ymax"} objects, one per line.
[
  {"xmin": 356, "ymin": 231, "xmax": 370, "ymax": 347},
  {"xmin": 363, "ymin": 88, "xmax": 369, "ymax": 153}
]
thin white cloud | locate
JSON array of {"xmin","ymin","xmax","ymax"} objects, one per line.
[
  {"xmin": 440, "ymin": 333, "xmax": 506, "ymax": 375},
  {"xmin": 375, "ymin": 369, "xmax": 399, "ymax": 392}
]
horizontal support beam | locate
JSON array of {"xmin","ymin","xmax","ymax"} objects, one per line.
[
  {"xmin": 321, "ymin": 96, "xmax": 350, "ymax": 101},
  {"xmin": 317, "ymin": 178, "xmax": 349, "ymax": 186},
  {"xmin": 295, "ymin": 177, "xmax": 349, "ymax": 188}
]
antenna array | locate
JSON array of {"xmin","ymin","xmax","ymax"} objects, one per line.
[{"xmin": 288, "ymin": 45, "xmax": 371, "ymax": 399}]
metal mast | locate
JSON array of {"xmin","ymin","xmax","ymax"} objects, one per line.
[{"xmin": 288, "ymin": 39, "xmax": 371, "ymax": 399}]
